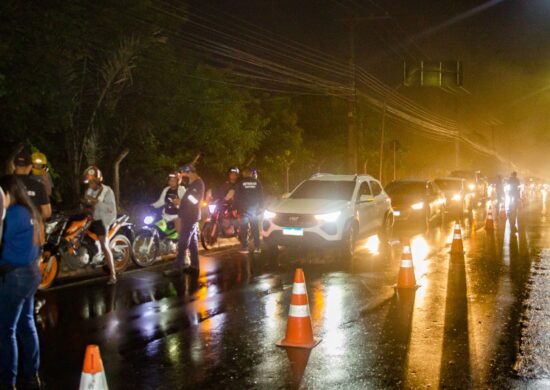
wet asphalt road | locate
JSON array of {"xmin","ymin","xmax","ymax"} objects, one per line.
[{"xmin": 36, "ymin": 201, "xmax": 548, "ymax": 389}]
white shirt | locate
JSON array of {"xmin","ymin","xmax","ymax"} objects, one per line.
[{"xmin": 86, "ymin": 185, "xmax": 117, "ymax": 228}]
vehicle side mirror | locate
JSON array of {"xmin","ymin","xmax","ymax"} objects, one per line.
[
  {"xmin": 281, "ymin": 193, "xmax": 291, "ymax": 199},
  {"xmin": 359, "ymin": 194, "xmax": 374, "ymax": 203}
]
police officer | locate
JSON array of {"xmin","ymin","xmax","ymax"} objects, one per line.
[
  {"xmin": 165, "ymin": 164, "xmax": 204, "ymax": 275},
  {"xmin": 235, "ymin": 167, "xmax": 263, "ymax": 254}
]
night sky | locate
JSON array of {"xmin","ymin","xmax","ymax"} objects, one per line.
[{"xmin": 187, "ymin": 0, "xmax": 550, "ymax": 176}]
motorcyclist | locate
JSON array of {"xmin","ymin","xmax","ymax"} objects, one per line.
[
  {"xmin": 151, "ymin": 172, "xmax": 186, "ymax": 223},
  {"xmin": 508, "ymin": 172, "xmax": 521, "ymax": 203},
  {"xmin": 235, "ymin": 167, "xmax": 264, "ymax": 254},
  {"xmin": 82, "ymin": 166, "xmax": 118, "ymax": 285},
  {"xmin": 216, "ymin": 167, "xmax": 240, "ymax": 205},
  {"xmin": 13, "ymin": 150, "xmax": 52, "ymax": 220},
  {"xmin": 508, "ymin": 171, "xmax": 521, "ymax": 231},
  {"xmin": 30, "ymin": 152, "xmax": 54, "ymax": 199}
]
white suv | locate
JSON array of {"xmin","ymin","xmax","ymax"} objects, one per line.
[{"xmin": 262, "ymin": 174, "xmax": 393, "ymax": 260}]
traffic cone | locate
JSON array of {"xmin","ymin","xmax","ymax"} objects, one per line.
[
  {"xmin": 277, "ymin": 268, "xmax": 321, "ymax": 349},
  {"xmin": 396, "ymin": 245, "xmax": 417, "ymax": 289},
  {"xmin": 450, "ymin": 222, "xmax": 464, "ymax": 255},
  {"xmin": 499, "ymin": 203, "xmax": 506, "ymax": 221},
  {"xmin": 79, "ymin": 345, "xmax": 109, "ymax": 390},
  {"xmin": 485, "ymin": 205, "xmax": 494, "ymax": 232}
]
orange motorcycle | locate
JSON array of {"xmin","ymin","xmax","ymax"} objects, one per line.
[{"xmin": 39, "ymin": 213, "xmax": 134, "ymax": 289}]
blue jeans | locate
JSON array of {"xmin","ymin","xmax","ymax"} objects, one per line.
[
  {"xmin": 176, "ymin": 222, "xmax": 199, "ymax": 269},
  {"xmin": 239, "ymin": 209, "xmax": 260, "ymax": 249},
  {"xmin": 0, "ymin": 263, "xmax": 41, "ymax": 386}
]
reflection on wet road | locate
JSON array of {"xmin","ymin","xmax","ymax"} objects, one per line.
[{"xmin": 36, "ymin": 202, "xmax": 547, "ymax": 388}]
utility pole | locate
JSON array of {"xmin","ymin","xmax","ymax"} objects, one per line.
[
  {"xmin": 379, "ymin": 103, "xmax": 386, "ymax": 181},
  {"xmin": 341, "ymin": 15, "xmax": 390, "ymax": 174},
  {"xmin": 347, "ymin": 19, "xmax": 357, "ymax": 174}
]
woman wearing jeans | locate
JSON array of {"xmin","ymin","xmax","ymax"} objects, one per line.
[{"xmin": 0, "ymin": 175, "xmax": 42, "ymax": 390}]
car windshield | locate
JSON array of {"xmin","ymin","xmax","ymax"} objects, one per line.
[
  {"xmin": 385, "ymin": 182, "xmax": 426, "ymax": 196},
  {"xmin": 435, "ymin": 180, "xmax": 462, "ymax": 191},
  {"xmin": 290, "ymin": 180, "xmax": 356, "ymax": 200}
]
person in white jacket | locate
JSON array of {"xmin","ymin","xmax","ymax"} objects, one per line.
[{"xmin": 151, "ymin": 172, "xmax": 186, "ymax": 225}]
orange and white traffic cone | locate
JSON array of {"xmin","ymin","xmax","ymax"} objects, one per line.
[
  {"xmin": 79, "ymin": 345, "xmax": 109, "ymax": 390},
  {"xmin": 450, "ymin": 221, "xmax": 464, "ymax": 255},
  {"xmin": 485, "ymin": 205, "xmax": 494, "ymax": 232},
  {"xmin": 499, "ymin": 203, "xmax": 507, "ymax": 221},
  {"xmin": 396, "ymin": 245, "xmax": 417, "ymax": 289},
  {"xmin": 277, "ymin": 268, "xmax": 321, "ymax": 349}
]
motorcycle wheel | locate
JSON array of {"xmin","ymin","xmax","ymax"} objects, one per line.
[
  {"xmin": 201, "ymin": 221, "xmax": 217, "ymax": 250},
  {"xmin": 109, "ymin": 234, "xmax": 132, "ymax": 273},
  {"xmin": 132, "ymin": 230, "xmax": 159, "ymax": 267},
  {"xmin": 38, "ymin": 254, "xmax": 59, "ymax": 290}
]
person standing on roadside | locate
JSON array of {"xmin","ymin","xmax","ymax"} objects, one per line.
[
  {"xmin": 12, "ymin": 151, "xmax": 51, "ymax": 220},
  {"xmin": 165, "ymin": 164, "xmax": 204, "ymax": 276},
  {"xmin": 0, "ymin": 175, "xmax": 43, "ymax": 389},
  {"xmin": 235, "ymin": 167, "xmax": 264, "ymax": 254}
]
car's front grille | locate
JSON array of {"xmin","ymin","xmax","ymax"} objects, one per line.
[{"xmin": 273, "ymin": 213, "xmax": 317, "ymax": 228}]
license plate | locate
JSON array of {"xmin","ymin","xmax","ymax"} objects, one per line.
[
  {"xmin": 394, "ymin": 210, "xmax": 401, "ymax": 217},
  {"xmin": 283, "ymin": 227, "xmax": 304, "ymax": 236}
]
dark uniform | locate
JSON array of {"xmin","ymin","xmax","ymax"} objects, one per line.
[
  {"xmin": 15, "ymin": 175, "xmax": 49, "ymax": 212},
  {"xmin": 176, "ymin": 177, "xmax": 205, "ymax": 270},
  {"xmin": 235, "ymin": 176, "xmax": 263, "ymax": 251}
]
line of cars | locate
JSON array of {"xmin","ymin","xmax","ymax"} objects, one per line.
[{"xmin": 261, "ymin": 172, "xmax": 482, "ymax": 261}]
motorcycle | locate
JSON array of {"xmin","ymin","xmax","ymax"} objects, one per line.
[
  {"xmin": 201, "ymin": 200, "xmax": 241, "ymax": 250},
  {"xmin": 38, "ymin": 214, "xmax": 134, "ymax": 290},
  {"xmin": 132, "ymin": 208, "xmax": 179, "ymax": 267}
]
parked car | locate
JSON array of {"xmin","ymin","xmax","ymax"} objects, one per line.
[
  {"xmin": 262, "ymin": 174, "xmax": 393, "ymax": 261},
  {"xmin": 385, "ymin": 179, "xmax": 446, "ymax": 231},
  {"xmin": 434, "ymin": 177, "xmax": 473, "ymax": 217}
]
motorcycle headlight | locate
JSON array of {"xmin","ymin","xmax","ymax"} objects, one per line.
[
  {"xmin": 45, "ymin": 221, "xmax": 58, "ymax": 235},
  {"xmin": 208, "ymin": 204, "xmax": 217, "ymax": 214},
  {"xmin": 144, "ymin": 216, "xmax": 154, "ymax": 225},
  {"xmin": 263, "ymin": 210, "xmax": 276, "ymax": 220},
  {"xmin": 468, "ymin": 183, "xmax": 476, "ymax": 191},
  {"xmin": 314, "ymin": 211, "xmax": 341, "ymax": 223},
  {"xmin": 451, "ymin": 193, "xmax": 462, "ymax": 201},
  {"xmin": 411, "ymin": 202, "xmax": 424, "ymax": 210}
]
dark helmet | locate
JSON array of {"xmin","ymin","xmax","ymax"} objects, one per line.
[
  {"xmin": 179, "ymin": 164, "xmax": 196, "ymax": 174},
  {"xmin": 82, "ymin": 166, "xmax": 103, "ymax": 183},
  {"xmin": 227, "ymin": 167, "xmax": 240, "ymax": 175}
]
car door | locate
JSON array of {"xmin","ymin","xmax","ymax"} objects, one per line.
[
  {"xmin": 369, "ymin": 180, "xmax": 386, "ymax": 228},
  {"xmin": 356, "ymin": 181, "xmax": 376, "ymax": 235}
]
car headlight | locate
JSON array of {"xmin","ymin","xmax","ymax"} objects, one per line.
[
  {"xmin": 314, "ymin": 211, "xmax": 341, "ymax": 222},
  {"xmin": 263, "ymin": 210, "xmax": 276, "ymax": 220},
  {"xmin": 143, "ymin": 216, "xmax": 154, "ymax": 225},
  {"xmin": 208, "ymin": 204, "xmax": 217, "ymax": 214},
  {"xmin": 411, "ymin": 202, "xmax": 424, "ymax": 210},
  {"xmin": 468, "ymin": 183, "xmax": 476, "ymax": 191},
  {"xmin": 451, "ymin": 193, "xmax": 462, "ymax": 201}
]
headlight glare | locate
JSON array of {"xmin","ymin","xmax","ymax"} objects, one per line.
[
  {"xmin": 411, "ymin": 202, "xmax": 424, "ymax": 210},
  {"xmin": 451, "ymin": 193, "xmax": 462, "ymax": 201},
  {"xmin": 144, "ymin": 216, "xmax": 154, "ymax": 225},
  {"xmin": 263, "ymin": 210, "xmax": 276, "ymax": 220},
  {"xmin": 314, "ymin": 211, "xmax": 341, "ymax": 222}
]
